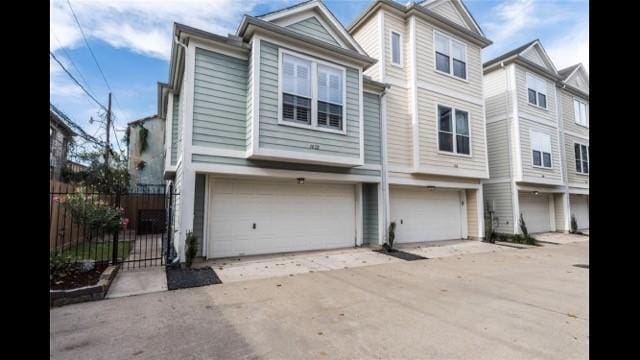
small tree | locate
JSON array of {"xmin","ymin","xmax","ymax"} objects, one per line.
[
  {"xmin": 519, "ymin": 213, "xmax": 529, "ymax": 239},
  {"xmin": 570, "ymin": 214, "xmax": 578, "ymax": 234},
  {"xmin": 185, "ymin": 231, "xmax": 198, "ymax": 268},
  {"xmin": 484, "ymin": 213, "xmax": 495, "ymax": 243}
]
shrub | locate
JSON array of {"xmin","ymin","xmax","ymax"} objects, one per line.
[
  {"xmin": 185, "ymin": 231, "xmax": 198, "ymax": 268},
  {"xmin": 383, "ymin": 222, "xmax": 396, "ymax": 252},
  {"xmin": 484, "ymin": 214, "xmax": 495, "ymax": 243},
  {"xmin": 50, "ymin": 251, "xmax": 74, "ymax": 281},
  {"xmin": 570, "ymin": 214, "xmax": 578, "ymax": 234},
  {"xmin": 63, "ymin": 191, "xmax": 124, "ymax": 235}
]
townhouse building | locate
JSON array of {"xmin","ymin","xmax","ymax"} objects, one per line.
[
  {"xmin": 350, "ymin": 0, "xmax": 492, "ymax": 243},
  {"xmin": 482, "ymin": 40, "xmax": 589, "ymax": 234}
]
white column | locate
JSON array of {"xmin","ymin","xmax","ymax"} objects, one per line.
[
  {"xmin": 355, "ymin": 183, "xmax": 363, "ymax": 247},
  {"xmin": 476, "ymin": 188, "xmax": 485, "ymax": 239}
]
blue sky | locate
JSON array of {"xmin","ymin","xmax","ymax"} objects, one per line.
[{"xmin": 50, "ymin": 0, "xmax": 588, "ymax": 154}]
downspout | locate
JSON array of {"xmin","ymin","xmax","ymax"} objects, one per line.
[{"xmin": 379, "ymin": 89, "xmax": 389, "ymax": 246}]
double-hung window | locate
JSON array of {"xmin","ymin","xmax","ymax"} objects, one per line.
[
  {"xmin": 435, "ymin": 32, "xmax": 466, "ymax": 80},
  {"xmin": 280, "ymin": 50, "xmax": 346, "ymax": 133},
  {"xmin": 574, "ymin": 143, "xmax": 589, "ymax": 174},
  {"xmin": 317, "ymin": 65, "xmax": 343, "ymax": 130},
  {"xmin": 526, "ymin": 73, "xmax": 547, "ymax": 109},
  {"xmin": 391, "ymin": 31, "xmax": 401, "ymax": 66},
  {"xmin": 282, "ymin": 53, "xmax": 312, "ymax": 125},
  {"xmin": 573, "ymin": 99, "xmax": 588, "ymax": 127},
  {"xmin": 438, "ymin": 105, "xmax": 470, "ymax": 155},
  {"xmin": 531, "ymin": 131, "xmax": 552, "ymax": 168}
]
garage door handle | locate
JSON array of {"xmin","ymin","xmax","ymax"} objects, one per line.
[
  {"xmin": 400, "ymin": 219, "xmax": 403, "ymax": 224},
  {"xmin": 253, "ymin": 223, "xmax": 256, "ymax": 229}
]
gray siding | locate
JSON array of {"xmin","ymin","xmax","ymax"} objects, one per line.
[
  {"xmin": 286, "ymin": 17, "xmax": 340, "ymax": 46},
  {"xmin": 519, "ymin": 118, "xmax": 562, "ymax": 183},
  {"xmin": 520, "ymin": 47, "xmax": 548, "ymax": 69},
  {"xmin": 246, "ymin": 49, "xmax": 253, "ymax": 148},
  {"xmin": 193, "ymin": 174, "xmax": 206, "ymax": 256},
  {"xmin": 483, "ymin": 182, "xmax": 514, "ymax": 234},
  {"xmin": 483, "ymin": 69, "xmax": 510, "ymax": 121},
  {"xmin": 564, "ymin": 133, "xmax": 589, "ymax": 187},
  {"xmin": 486, "ymin": 120, "xmax": 511, "ymax": 179},
  {"xmin": 515, "ymin": 65, "xmax": 557, "ymax": 124},
  {"xmin": 362, "ymin": 183, "xmax": 379, "ymax": 245},
  {"xmin": 428, "ymin": 0, "xmax": 470, "ymax": 30},
  {"xmin": 363, "ymin": 93, "xmax": 381, "ymax": 164},
  {"xmin": 259, "ymin": 41, "xmax": 361, "ymax": 159},
  {"xmin": 192, "ymin": 154, "xmax": 380, "ymax": 177},
  {"xmin": 193, "ymin": 47, "xmax": 248, "ymax": 150},
  {"xmin": 171, "ymin": 94, "xmax": 179, "ymax": 165}
]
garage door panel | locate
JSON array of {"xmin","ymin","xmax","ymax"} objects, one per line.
[
  {"xmin": 518, "ymin": 193, "xmax": 551, "ymax": 233},
  {"xmin": 390, "ymin": 186, "xmax": 463, "ymax": 243},
  {"xmin": 570, "ymin": 195, "xmax": 589, "ymax": 229},
  {"xmin": 209, "ymin": 178, "xmax": 356, "ymax": 258}
]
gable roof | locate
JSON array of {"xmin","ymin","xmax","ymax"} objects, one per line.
[
  {"xmin": 256, "ymin": 0, "xmax": 366, "ymax": 55},
  {"xmin": 419, "ymin": 0, "xmax": 485, "ymax": 37},
  {"xmin": 484, "ymin": 39, "xmax": 559, "ymax": 78},
  {"xmin": 348, "ymin": 0, "xmax": 491, "ymax": 48},
  {"xmin": 128, "ymin": 115, "xmax": 159, "ymax": 127},
  {"xmin": 558, "ymin": 63, "xmax": 583, "ymax": 81},
  {"xmin": 558, "ymin": 63, "xmax": 588, "ymax": 97}
]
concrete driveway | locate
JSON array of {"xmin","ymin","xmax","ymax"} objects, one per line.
[{"xmin": 50, "ymin": 241, "xmax": 589, "ymax": 360}]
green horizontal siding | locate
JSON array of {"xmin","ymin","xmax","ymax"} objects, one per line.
[
  {"xmin": 286, "ymin": 17, "xmax": 340, "ymax": 47},
  {"xmin": 193, "ymin": 47, "xmax": 248, "ymax": 151},
  {"xmin": 192, "ymin": 154, "xmax": 380, "ymax": 177},
  {"xmin": 259, "ymin": 41, "xmax": 361, "ymax": 160},
  {"xmin": 362, "ymin": 183, "xmax": 379, "ymax": 245},
  {"xmin": 171, "ymin": 94, "xmax": 179, "ymax": 165},
  {"xmin": 363, "ymin": 93, "xmax": 381, "ymax": 164},
  {"xmin": 193, "ymin": 174, "xmax": 206, "ymax": 256}
]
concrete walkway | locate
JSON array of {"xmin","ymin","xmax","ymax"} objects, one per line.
[
  {"xmin": 535, "ymin": 232, "xmax": 589, "ymax": 245},
  {"xmin": 397, "ymin": 239, "xmax": 513, "ymax": 259},
  {"xmin": 51, "ymin": 241, "xmax": 589, "ymax": 360},
  {"xmin": 105, "ymin": 267, "xmax": 167, "ymax": 299}
]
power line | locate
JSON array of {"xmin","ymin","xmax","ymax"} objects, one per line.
[
  {"xmin": 53, "ymin": 33, "xmax": 95, "ymax": 97},
  {"xmin": 51, "ymin": 103, "xmax": 106, "ymax": 147},
  {"xmin": 50, "ymin": 51, "xmax": 107, "ymax": 112},
  {"xmin": 66, "ymin": 0, "xmax": 113, "ymax": 93}
]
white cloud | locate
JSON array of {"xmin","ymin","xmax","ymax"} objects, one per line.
[
  {"xmin": 484, "ymin": 0, "xmax": 538, "ymax": 45},
  {"xmin": 546, "ymin": 24, "xmax": 589, "ymax": 73},
  {"xmin": 50, "ymin": 0, "xmax": 296, "ymax": 60}
]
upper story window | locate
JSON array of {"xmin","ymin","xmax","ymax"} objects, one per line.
[
  {"xmin": 526, "ymin": 73, "xmax": 547, "ymax": 109},
  {"xmin": 573, "ymin": 99, "xmax": 588, "ymax": 127},
  {"xmin": 530, "ymin": 131, "xmax": 552, "ymax": 168},
  {"xmin": 434, "ymin": 32, "xmax": 466, "ymax": 80},
  {"xmin": 280, "ymin": 50, "xmax": 346, "ymax": 133},
  {"xmin": 438, "ymin": 105, "xmax": 470, "ymax": 155},
  {"xmin": 391, "ymin": 31, "xmax": 401, "ymax": 66},
  {"xmin": 574, "ymin": 143, "xmax": 589, "ymax": 174}
]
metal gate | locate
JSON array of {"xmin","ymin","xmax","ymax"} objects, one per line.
[{"xmin": 49, "ymin": 182, "xmax": 179, "ymax": 270}]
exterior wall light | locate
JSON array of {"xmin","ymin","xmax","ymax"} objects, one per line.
[
  {"xmin": 533, "ymin": 191, "xmax": 539, "ymax": 195},
  {"xmin": 297, "ymin": 177, "xmax": 305, "ymax": 185},
  {"xmin": 426, "ymin": 186, "xmax": 436, "ymax": 191}
]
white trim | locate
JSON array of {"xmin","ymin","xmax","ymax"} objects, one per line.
[
  {"xmin": 525, "ymin": 71, "xmax": 549, "ymax": 110},
  {"xmin": 379, "ymin": 11, "xmax": 385, "ymax": 81},
  {"xmin": 519, "ymin": 41, "xmax": 558, "ymax": 74},
  {"xmin": 410, "ymin": 16, "xmax": 420, "ymax": 171},
  {"xmin": 423, "ymin": 0, "xmax": 485, "ymax": 37},
  {"xmin": 380, "ymin": 93, "xmax": 390, "ymax": 245},
  {"xmin": 412, "ymin": 165, "xmax": 488, "ymax": 179},
  {"xmin": 377, "ymin": 182, "xmax": 385, "ymax": 246},
  {"xmin": 548, "ymin": 193, "xmax": 556, "ymax": 231},
  {"xmin": 389, "ymin": 30, "xmax": 402, "ymax": 67},
  {"xmin": 191, "ymin": 146, "xmax": 247, "ymax": 159},
  {"xmin": 518, "ymin": 176, "xmax": 564, "ymax": 186},
  {"xmin": 276, "ymin": 47, "xmax": 348, "ymax": 135},
  {"xmin": 202, "ymin": 174, "xmax": 209, "ymax": 258},
  {"xmin": 359, "ymin": 68, "xmax": 365, "ymax": 165},
  {"xmin": 416, "ymin": 81, "xmax": 484, "ymax": 106},
  {"xmin": 387, "ymin": 175, "xmax": 481, "ymax": 190},
  {"xmin": 572, "ymin": 97, "xmax": 589, "ymax": 128},
  {"xmin": 250, "ymin": 37, "xmax": 261, "ymax": 157},
  {"xmin": 475, "ymin": 188, "xmax": 484, "ymax": 238},
  {"xmin": 357, "ymin": 164, "xmax": 382, "ymax": 171},
  {"xmin": 460, "ymin": 190, "xmax": 468, "ymax": 239},
  {"xmin": 435, "ymin": 103, "xmax": 473, "ymax": 157},
  {"xmin": 511, "ymin": 181, "xmax": 520, "ymax": 234},
  {"xmin": 509, "ymin": 64, "xmax": 523, "ymax": 180},
  {"xmin": 567, "ymin": 186, "xmax": 589, "ymax": 194},
  {"xmin": 433, "ymin": 29, "xmax": 468, "ymax": 81},
  {"xmin": 482, "ymin": 177, "xmax": 511, "ymax": 184},
  {"xmin": 516, "ymin": 184, "xmax": 566, "ymax": 194},
  {"xmin": 355, "ymin": 183, "xmax": 363, "ymax": 246},
  {"xmin": 191, "ymin": 162, "xmax": 380, "ymax": 183},
  {"xmin": 250, "ymin": 147, "xmax": 363, "ymax": 167},
  {"xmin": 259, "ymin": 0, "xmax": 366, "ymax": 55}
]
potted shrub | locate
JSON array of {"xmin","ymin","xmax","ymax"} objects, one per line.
[{"xmin": 382, "ymin": 222, "xmax": 396, "ymax": 252}]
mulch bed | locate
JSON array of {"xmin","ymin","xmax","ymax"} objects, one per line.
[
  {"xmin": 374, "ymin": 249, "xmax": 428, "ymax": 261},
  {"xmin": 50, "ymin": 263, "xmax": 109, "ymax": 290},
  {"xmin": 166, "ymin": 267, "xmax": 222, "ymax": 290}
]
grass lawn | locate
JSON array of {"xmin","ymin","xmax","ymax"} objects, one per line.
[{"xmin": 61, "ymin": 241, "xmax": 132, "ymax": 262}]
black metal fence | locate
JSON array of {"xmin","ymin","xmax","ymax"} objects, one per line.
[{"xmin": 49, "ymin": 182, "xmax": 179, "ymax": 270}]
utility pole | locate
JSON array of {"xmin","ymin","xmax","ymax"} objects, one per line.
[{"xmin": 104, "ymin": 92, "xmax": 112, "ymax": 171}]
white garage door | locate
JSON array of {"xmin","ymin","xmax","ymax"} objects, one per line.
[
  {"xmin": 389, "ymin": 186, "xmax": 464, "ymax": 243},
  {"xmin": 570, "ymin": 195, "xmax": 589, "ymax": 229},
  {"xmin": 208, "ymin": 178, "xmax": 356, "ymax": 258},
  {"xmin": 518, "ymin": 192, "xmax": 551, "ymax": 233}
]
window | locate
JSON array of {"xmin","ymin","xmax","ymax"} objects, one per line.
[
  {"xmin": 317, "ymin": 64, "xmax": 343, "ymax": 130},
  {"xmin": 282, "ymin": 53, "xmax": 312, "ymax": 125},
  {"xmin": 279, "ymin": 50, "xmax": 346, "ymax": 133},
  {"xmin": 438, "ymin": 105, "xmax": 470, "ymax": 155},
  {"xmin": 391, "ymin": 31, "xmax": 401, "ymax": 66},
  {"xmin": 434, "ymin": 32, "xmax": 466, "ymax": 80},
  {"xmin": 574, "ymin": 143, "xmax": 589, "ymax": 174},
  {"xmin": 573, "ymin": 99, "xmax": 588, "ymax": 127},
  {"xmin": 530, "ymin": 131, "xmax": 552, "ymax": 168},
  {"xmin": 526, "ymin": 73, "xmax": 548, "ymax": 109}
]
